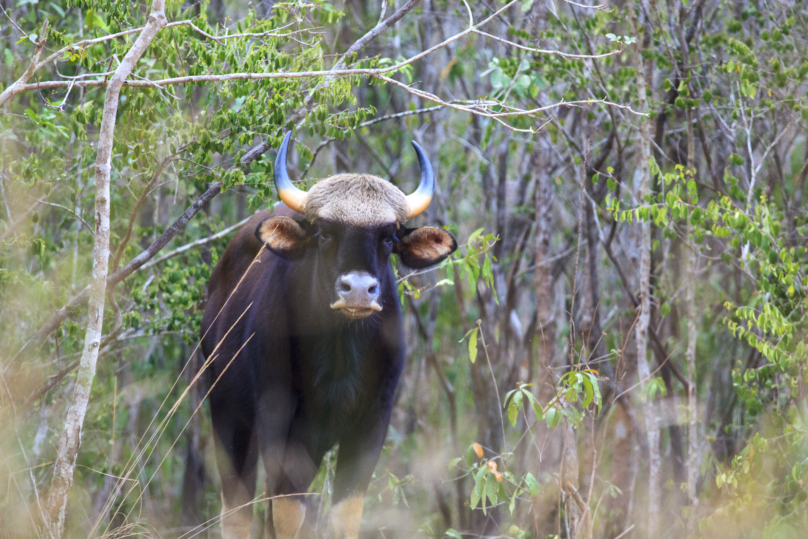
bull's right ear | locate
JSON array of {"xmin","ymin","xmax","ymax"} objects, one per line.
[{"xmin": 254, "ymin": 216, "xmax": 313, "ymax": 260}]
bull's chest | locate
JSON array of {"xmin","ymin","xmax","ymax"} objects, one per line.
[{"xmin": 292, "ymin": 332, "xmax": 378, "ymax": 426}]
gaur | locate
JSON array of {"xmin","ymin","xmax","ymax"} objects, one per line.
[{"xmin": 201, "ymin": 132, "xmax": 457, "ymax": 539}]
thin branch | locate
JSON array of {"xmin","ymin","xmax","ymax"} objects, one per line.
[
  {"xmin": 612, "ymin": 524, "xmax": 636, "ymax": 539},
  {"xmin": 24, "ymin": 360, "xmax": 79, "ymax": 406},
  {"xmin": 332, "ymin": 0, "xmax": 423, "ymax": 70},
  {"xmin": 112, "ymin": 156, "xmax": 174, "ymax": 273},
  {"xmin": 35, "ymin": 199, "xmax": 94, "ymax": 235},
  {"xmin": 0, "ymin": 20, "xmax": 49, "ymax": 108},
  {"xmin": 360, "ymin": 105, "xmax": 443, "ymax": 126},
  {"xmin": 139, "ymin": 214, "xmax": 252, "ymax": 270},
  {"xmin": 563, "ymin": 0, "xmax": 613, "ymax": 11},
  {"xmin": 472, "ymin": 29, "xmax": 624, "ymax": 60},
  {"xmin": 174, "ymin": 20, "xmax": 316, "ymax": 45},
  {"xmin": 0, "ymin": 4, "xmax": 28, "ymax": 37},
  {"xmin": 301, "ymin": 106, "xmax": 443, "ymax": 179},
  {"xmin": 36, "ymin": 27, "xmax": 149, "ymax": 71}
]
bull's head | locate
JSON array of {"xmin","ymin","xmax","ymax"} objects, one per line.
[{"xmin": 255, "ymin": 132, "xmax": 458, "ymax": 320}]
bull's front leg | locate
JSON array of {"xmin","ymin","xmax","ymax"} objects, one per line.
[{"xmin": 330, "ymin": 405, "xmax": 393, "ymax": 539}]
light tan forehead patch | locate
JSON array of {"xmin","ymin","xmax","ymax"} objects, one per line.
[{"xmin": 303, "ymin": 174, "xmax": 410, "ymax": 227}]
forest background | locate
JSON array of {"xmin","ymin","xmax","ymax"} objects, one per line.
[{"xmin": 2, "ymin": 0, "xmax": 808, "ymax": 538}]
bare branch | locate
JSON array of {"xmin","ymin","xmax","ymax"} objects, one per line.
[
  {"xmin": 139, "ymin": 214, "xmax": 252, "ymax": 270},
  {"xmin": 35, "ymin": 199, "xmax": 94, "ymax": 236},
  {"xmin": 561, "ymin": 0, "xmax": 613, "ymax": 12},
  {"xmin": 36, "ymin": 27, "xmax": 148, "ymax": 71},
  {"xmin": 111, "ymin": 156, "xmax": 174, "ymax": 273},
  {"xmin": 472, "ymin": 29, "xmax": 624, "ymax": 60},
  {"xmin": 332, "ymin": 0, "xmax": 422, "ymax": 70},
  {"xmin": 176, "ymin": 20, "xmax": 317, "ymax": 44},
  {"xmin": 0, "ymin": 4, "xmax": 28, "ymax": 38},
  {"xmin": 0, "ymin": 20, "xmax": 49, "ymax": 109},
  {"xmin": 360, "ymin": 105, "xmax": 444, "ymax": 126}
]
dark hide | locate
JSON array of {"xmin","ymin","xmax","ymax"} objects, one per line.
[{"xmin": 200, "ymin": 203, "xmax": 455, "ymax": 534}]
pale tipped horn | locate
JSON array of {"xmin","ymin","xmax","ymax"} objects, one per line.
[
  {"xmin": 274, "ymin": 132, "xmax": 307, "ymax": 214},
  {"xmin": 405, "ymin": 141, "xmax": 435, "ymax": 218}
]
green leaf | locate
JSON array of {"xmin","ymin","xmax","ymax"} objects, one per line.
[
  {"xmin": 507, "ymin": 391, "xmax": 522, "ymax": 426},
  {"xmin": 485, "ymin": 472, "xmax": 498, "ymax": 508},
  {"xmin": 513, "ymin": 74, "xmax": 531, "ymax": 98},
  {"xmin": 507, "ymin": 399, "xmax": 518, "ymax": 426},
  {"xmin": 468, "ymin": 327, "xmax": 478, "ymax": 364},
  {"xmin": 641, "ymin": 377, "xmax": 668, "ymax": 401},
  {"xmin": 471, "ymin": 468, "xmax": 485, "ymax": 510},
  {"xmin": 444, "ymin": 530, "xmax": 463, "ymax": 539},
  {"xmin": 524, "ymin": 472, "xmax": 539, "ymax": 497},
  {"xmin": 545, "ymin": 407, "xmax": 562, "ymax": 428},
  {"xmin": 532, "ymin": 401, "xmax": 544, "ymax": 420},
  {"xmin": 509, "ymin": 488, "xmax": 520, "ymax": 514},
  {"xmin": 448, "ymin": 457, "xmax": 462, "ymax": 471},
  {"xmin": 582, "ymin": 377, "xmax": 594, "ymax": 409},
  {"xmin": 465, "ymin": 444, "xmax": 476, "ymax": 467}
]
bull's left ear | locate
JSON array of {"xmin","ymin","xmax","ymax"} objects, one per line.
[
  {"xmin": 255, "ymin": 216, "xmax": 313, "ymax": 259},
  {"xmin": 394, "ymin": 226, "xmax": 458, "ymax": 269}
]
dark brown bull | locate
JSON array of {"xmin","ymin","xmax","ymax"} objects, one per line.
[{"xmin": 201, "ymin": 132, "xmax": 457, "ymax": 539}]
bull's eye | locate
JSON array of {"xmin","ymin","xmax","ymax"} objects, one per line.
[
  {"xmin": 319, "ymin": 231, "xmax": 332, "ymax": 242},
  {"xmin": 383, "ymin": 237, "xmax": 393, "ymax": 246}
]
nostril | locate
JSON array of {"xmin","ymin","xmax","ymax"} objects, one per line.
[
  {"xmin": 340, "ymin": 280, "xmax": 352, "ymax": 293},
  {"xmin": 368, "ymin": 285, "xmax": 378, "ymax": 295}
]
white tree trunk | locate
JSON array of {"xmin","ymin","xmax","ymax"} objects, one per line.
[
  {"xmin": 42, "ymin": 3, "xmax": 167, "ymax": 537},
  {"xmin": 628, "ymin": 7, "xmax": 660, "ymax": 538}
]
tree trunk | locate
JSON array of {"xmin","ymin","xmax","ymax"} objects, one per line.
[
  {"xmin": 685, "ymin": 111, "xmax": 699, "ymax": 535},
  {"xmin": 628, "ymin": 6, "xmax": 660, "ymax": 538},
  {"xmin": 561, "ymin": 422, "xmax": 592, "ymax": 539},
  {"xmin": 42, "ymin": 3, "xmax": 167, "ymax": 537},
  {"xmin": 533, "ymin": 137, "xmax": 556, "ymax": 381}
]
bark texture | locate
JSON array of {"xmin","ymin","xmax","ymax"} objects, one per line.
[{"xmin": 533, "ymin": 138, "xmax": 556, "ymax": 375}]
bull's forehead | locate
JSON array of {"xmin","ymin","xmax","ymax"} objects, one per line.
[{"xmin": 303, "ymin": 174, "xmax": 409, "ymax": 227}]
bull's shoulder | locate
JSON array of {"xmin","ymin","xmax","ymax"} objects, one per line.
[{"xmin": 208, "ymin": 205, "xmax": 305, "ymax": 292}]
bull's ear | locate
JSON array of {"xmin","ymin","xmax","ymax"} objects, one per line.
[
  {"xmin": 394, "ymin": 226, "xmax": 458, "ymax": 269},
  {"xmin": 255, "ymin": 216, "xmax": 313, "ymax": 259}
]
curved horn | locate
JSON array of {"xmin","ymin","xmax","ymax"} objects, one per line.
[
  {"xmin": 274, "ymin": 132, "xmax": 307, "ymax": 214},
  {"xmin": 405, "ymin": 141, "xmax": 435, "ymax": 218}
]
